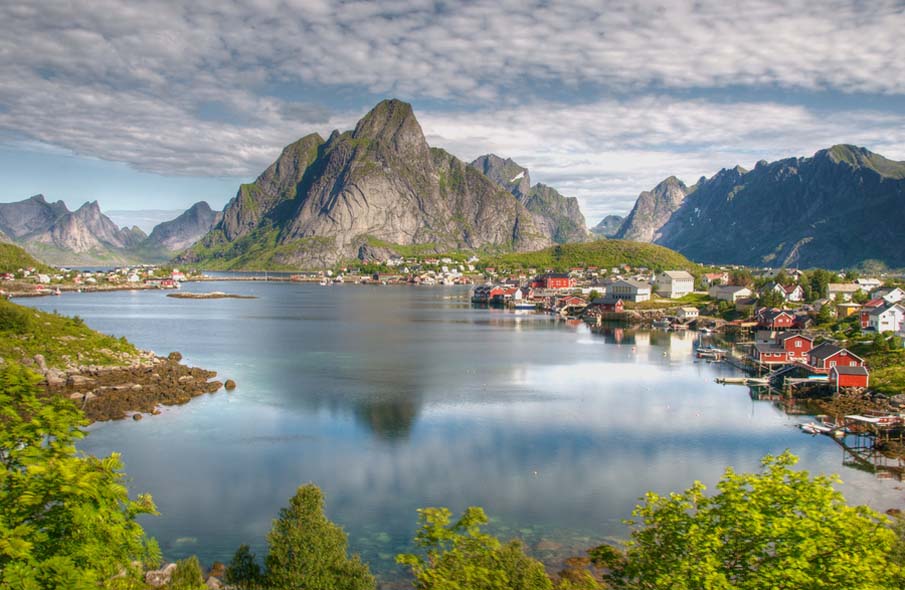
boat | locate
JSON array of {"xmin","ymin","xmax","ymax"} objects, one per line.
[
  {"xmin": 799, "ymin": 422, "xmax": 833, "ymax": 435},
  {"xmin": 652, "ymin": 318, "xmax": 671, "ymax": 329},
  {"xmin": 699, "ymin": 327, "xmax": 713, "ymax": 334},
  {"xmin": 513, "ymin": 301, "xmax": 536, "ymax": 310},
  {"xmin": 318, "ymin": 279, "xmax": 329, "ymax": 286}
]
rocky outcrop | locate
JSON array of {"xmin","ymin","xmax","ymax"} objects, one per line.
[
  {"xmin": 591, "ymin": 215, "xmax": 624, "ymax": 237},
  {"xmin": 624, "ymin": 145, "xmax": 905, "ymax": 268},
  {"xmin": 180, "ymin": 99, "xmax": 555, "ymax": 269},
  {"xmin": 469, "ymin": 154, "xmax": 589, "ymax": 244},
  {"xmin": 615, "ymin": 176, "xmax": 690, "ymax": 243},
  {"xmin": 144, "ymin": 201, "xmax": 222, "ymax": 253},
  {"xmin": 40, "ymin": 352, "xmax": 223, "ymax": 422}
]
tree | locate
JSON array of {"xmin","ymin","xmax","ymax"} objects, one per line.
[
  {"xmin": 265, "ymin": 484, "xmax": 374, "ymax": 590},
  {"xmin": 168, "ymin": 556, "xmax": 206, "ymax": 590},
  {"xmin": 0, "ymin": 363, "xmax": 160, "ymax": 589},
  {"xmin": 816, "ymin": 303, "xmax": 835, "ymax": 325},
  {"xmin": 225, "ymin": 544, "xmax": 263, "ymax": 589},
  {"xmin": 397, "ymin": 506, "xmax": 552, "ymax": 590},
  {"xmin": 605, "ymin": 452, "xmax": 900, "ymax": 590}
]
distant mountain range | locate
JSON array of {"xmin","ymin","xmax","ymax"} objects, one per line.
[
  {"xmin": 0, "ymin": 195, "xmax": 220, "ymax": 265},
  {"xmin": 613, "ymin": 145, "xmax": 905, "ymax": 269},
  {"xmin": 179, "ymin": 99, "xmax": 588, "ymax": 269},
  {"xmin": 591, "ymin": 215, "xmax": 624, "ymax": 238}
]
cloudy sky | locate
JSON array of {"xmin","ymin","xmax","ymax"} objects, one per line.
[{"xmin": 1, "ymin": 0, "xmax": 904, "ymax": 226}]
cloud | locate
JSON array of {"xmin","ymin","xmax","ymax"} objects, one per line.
[
  {"xmin": 418, "ymin": 98, "xmax": 905, "ymax": 219},
  {"xmin": 0, "ymin": 0, "xmax": 903, "ymax": 218}
]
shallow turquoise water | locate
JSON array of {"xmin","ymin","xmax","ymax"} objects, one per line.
[{"xmin": 19, "ymin": 283, "xmax": 905, "ymax": 576}]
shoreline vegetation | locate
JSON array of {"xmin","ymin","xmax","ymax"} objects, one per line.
[{"xmin": 0, "ymin": 298, "xmax": 231, "ymax": 422}]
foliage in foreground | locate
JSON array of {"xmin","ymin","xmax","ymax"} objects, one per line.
[
  {"xmin": 600, "ymin": 451, "xmax": 902, "ymax": 590},
  {"xmin": 265, "ymin": 484, "xmax": 375, "ymax": 590},
  {"xmin": 0, "ymin": 363, "xmax": 159, "ymax": 589}
]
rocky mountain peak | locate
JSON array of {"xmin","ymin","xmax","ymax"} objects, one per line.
[
  {"xmin": 470, "ymin": 154, "xmax": 531, "ymax": 198},
  {"xmin": 351, "ymin": 99, "xmax": 428, "ymax": 159}
]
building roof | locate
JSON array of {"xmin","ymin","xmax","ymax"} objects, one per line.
[
  {"xmin": 713, "ymin": 285, "xmax": 750, "ymax": 293},
  {"xmin": 778, "ymin": 332, "xmax": 813, "ymax": 343},
  {"xmin": 541, "ymin": 273, "xmax": 570, "ymax": 279},
  {"xmin": 827, "ymin": 283, "xmax": 861, "ymax": 292},
  {"xmin": 678, "ymin": 306, "xmax": 699, "ymax": 313},
  {"xmin": 809, "ymin": 342, "xmax": 863, "ymax": 363},
  {"xmin": 613, "ymin": 279, "xmax": 651, "ymax": 290},
  {"xmin": 831, "ymin": 366, "xmax": 869, "ymax": 376},
  {"xmin": 754, "ymin": 343, "xmax": 786, "ymax": 354}
]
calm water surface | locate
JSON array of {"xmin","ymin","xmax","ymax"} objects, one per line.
[{"xmin": 20, "ymin": 283, "xmax": 905, "ymax": 576}]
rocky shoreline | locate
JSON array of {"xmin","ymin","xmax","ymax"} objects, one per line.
[{"xmin": 29, "ymin": 351, "xmax": 229, "ymax": 422}]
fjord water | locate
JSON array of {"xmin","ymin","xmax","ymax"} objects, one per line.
[{"xmin": 19, "ymin": 284, "xmax": 905, "ymax": 574}]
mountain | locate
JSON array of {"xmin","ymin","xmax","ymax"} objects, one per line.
[
  {"xmin": 617, "ymin": 145, "xmax": 905, "ymax": 268},
  {"xmin": 591, "ymin": 215, "xmax": 624, "ymax": 237},
  {"xmin": 24, "ymin": 201, "xmax": 147, "ymax": 265},
  {"xmin": 0, "ymin": 195, "xmax": 70, "ymax": 239},
  {"xmin": 0, "ymin": 195, "xmax": 225, "ymax": 265},
  {"xmin": 181, "ymin": 99, "xmax": 556, "ymax": 269},
  {"xmin": 144, "ymin": 201, "xmax": 222, "ymax": 253},
  {"xmin": 469, "ymin": 154, "xmax": 589, "ymax": 243},
  {"xmin": 615, "ymin": 176, "xmax": 690, "ymax": 242}
]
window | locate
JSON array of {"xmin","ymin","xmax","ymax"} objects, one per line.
[
  {"xmin": 830, "ymin": 361, "xmax": 836, "ymax": 368},
  {"xmin": 795, "ymin": 341, "xmax": 801, "ymax": 348}
]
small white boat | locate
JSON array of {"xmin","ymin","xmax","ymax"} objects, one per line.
[
  {"xmin": 319, "ymin": 279, "xmax": 329, "ymax": 286},
  {"xmin": 799, "ymin": 422, "xmax": 833, "ymax": 435}
]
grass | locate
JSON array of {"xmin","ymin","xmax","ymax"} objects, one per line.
[
  {"xmin": 0, "ymin": 298, "xmax": 140, "ymax": 369},
  {"xmin": 0, "ymin": 243, "xmax": 55, "ymax": 274},
  {"xmin": 483, "ymin": 240, "xmax": 699, "ymax": 273}
]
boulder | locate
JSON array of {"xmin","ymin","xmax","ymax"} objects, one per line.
[
  {"xmin": 34, "ymin": 354, "xmax": 48, "ymax": 373},
  {"xmin": 224, "ymin": 379, "xmax": 237, "ymax": 391},
  {"xmin": 168, "ymin": 351, "xmax": 183, "ymax": 362},
  {"xmin": 145, "ymin": 563, "xmax": 177, "ymax": 587},
  {"xmin": 132, "ymin": 413, "xmax": 143, "ymax": 421},
  {"xmin": 206, "ymin": 576, "xmax": 223, "ymax": 589},
  {"xmin": 67, "ymin": 374, "xmax": 95, "ymax": 388}
]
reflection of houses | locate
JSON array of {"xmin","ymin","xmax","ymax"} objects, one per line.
[{"xmin": 655, "ymin": 271, "xmax": 694, "ymax": 299}]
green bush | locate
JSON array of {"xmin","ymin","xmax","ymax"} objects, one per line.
[{"xmin": 168, "ymin": 556, "xmax": 206, "ymax": 590}]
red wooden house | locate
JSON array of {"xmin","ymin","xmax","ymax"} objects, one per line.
[
  {"xmin": 532, "ymin": 273, "xmax": 575, "ymax": 290},
  {"xmin": 806, "ymin": 343, "xmax": 865, "ymax": 374},
  {"xmin": 830, "ymin": 365, "xmax": 869, "ymax": 389},
  {"xmin": 777, "ymin": 333, "xmax": 813, "ymax": 362},
  {"xmin": 756, "ymin": 307, "xmax": 795, "ymax": 330}
]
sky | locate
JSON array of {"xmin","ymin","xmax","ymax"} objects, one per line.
[{"xmin": 1, "ymin": 0, "xmax": 904, "ymax": 227}]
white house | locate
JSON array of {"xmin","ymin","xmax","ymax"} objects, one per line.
[
  {"xmin": 676, "ymin": 306, "xmax": 699, "ymax": 320},
  {"xmin": 872, "ymin": 287, "xmax": 905, "ymax": 305},
  {"xmin": 655, "ymin": 270, "xmax": 695, "ymax": 299},
  {"xmin": 36, "ymin": 274, "xmax": 51, "ymax": 284},
  {"xmin": 709, "ymin": 285, "xmax": 753, "ymax": 303},
  {"xmin": 827, "ymin": 283, "xmax": 860, "ymax": 301},
  {"xmin": 855, "ymin": 277, "xmax": 882, "ymax": 292},
  {"xmin": 608, "ymin": 279, "xmax": 651, "ymax": 302},
  {"xmin": 867, "ymin": 304, "xmax": 905, "ymax": 334}
]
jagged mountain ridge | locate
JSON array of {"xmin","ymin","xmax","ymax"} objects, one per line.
[
  {"xmin": 0, "ymin": 195, "xmax": 221, "ymax": 265},
  {"xmin": 616, "ymin": 145, "xmax": 905, "ymax": 268},
  {"xmin": 469, "ymin": 154, "xmax": 589, "ymax": 244},
  {"xmin": 590, "ymin": 215, "xmax": 624, "ymax": 237},
  {"xmin": 145, "ymin": 201, "xmax": 223, "ymax": 252},
  {"xmin": 182, "ymin": 99, "xmax": 562, "ymax": 269}
]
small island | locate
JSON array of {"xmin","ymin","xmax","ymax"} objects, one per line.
[{"xmin": 167, "ymin": 291, "xmax": 257, "ymax": 299}]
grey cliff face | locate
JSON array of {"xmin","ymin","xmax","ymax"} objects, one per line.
[
  {"xmin": 469, "ymin": 154, "xmax": 588, "ymax": 244},
  {"xmin": 145, "ymin": 201, "xmax": 223, "ymax": 253},
  {"xmin": 0, "ymin": 194, "xmax": 69, "ymax": 239},
  {"xmin": 591, "ymin": 215, "xmax": 624, "ymax": 237},
  {"xmin": 615, "ymin": 177, "xmax": 689, "ymax": 242},
  {"xmin": 618, "ymin": 145, "xmax": 905, "ymax": 268},
  {"xmin": 184, "ymin": 99, "xmax": 557, "ymax": 268}
]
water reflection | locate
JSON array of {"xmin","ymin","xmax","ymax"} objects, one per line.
[{"xmin": 17, "ymin": 285, "xmax": 905, "ymax": 577}]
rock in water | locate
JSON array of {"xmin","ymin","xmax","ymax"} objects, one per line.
[{"xmin": 224, "ymin": 379, "xmax": 237, "ymax": 390}]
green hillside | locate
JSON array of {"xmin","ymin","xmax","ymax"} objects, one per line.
[
  {"xmin": 0, "ymin": 298, "xmax": 139, "ymax": 369},
  {"xmin": 0, "ymin": 242, "xmax": 54, "ymax": 274},
  {"xmin": 483, "ymin": 239, "xmax": 699, "ymax": 273}
]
